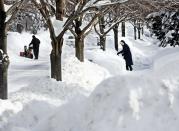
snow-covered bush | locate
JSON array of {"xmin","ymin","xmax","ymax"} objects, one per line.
[{"xmin": 147, "ymin": 11, "xmax": 179, "ymax": 47}]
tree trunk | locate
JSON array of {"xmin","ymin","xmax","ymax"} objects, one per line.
[
  {"xmin": 100, "ymin": 36, "xmax": 106, "ymax": 51},
  {"xmin": 50, "ymin": 38, "xmax": 63, "ymax": 81},
  {"xmin": 75, "ymin": 36, "xmax": 84, "ymax": 62},
  {"xmin": 99, "ymin": 16, "xmax": 106, "ymax": 51},
  {"xmin": 0, "ymin": 10, "xmax": 7, "ymax": 53},
  {"xmin": 0, "ymin": 56, "xmax": 9, "ymax": 99},
  {"xmin": 134, "ymin": 20, "xmax": 137, "ymax": 40},
  {"xmin": 0, "ymin": 5, "xmax": 9, "ymax": 99},
  {"xmin": 142, "ymin": 27, "xmax": 144, "ymax": 35},
  {"xmin": 134, "ymin": 26, "xmax": 137, "ymax": 40},
  {"xmin": 50, "ymin": 52, "xmax": 62, "ymax": 81},
  {"xmin": 138, "ymin": 23, "xmax": 141, "ymax": 39},
  {"xmin": 74, "ymin": 18, "xmax": 85, "ymax": 62},
  {"xmin": 121, "ymin": 21, "xmax": 125, "ymax": 37},
  {"xmin": 113, "ymin": 24, "xmax": 119, "ymax": 51},
  {"xmin": 56, "ymin": 0, "xmax": 65, "ymax": 21}
]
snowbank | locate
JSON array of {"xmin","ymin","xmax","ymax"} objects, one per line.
[
  {"xmin": 62, "ymin": 56, "xmax": 110, "ymax": 91},
  {"xmin": 31, "ymin": 60, "xmax": 179, "ymax": 131},
  {"xmin": 32, "ymin": 56, "xmax": 179, "ymax": 131}
]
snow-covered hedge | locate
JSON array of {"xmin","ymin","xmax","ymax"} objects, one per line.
[{"xmin": 147, "ymin": 11, "xmax": 179, "ymax": 47}]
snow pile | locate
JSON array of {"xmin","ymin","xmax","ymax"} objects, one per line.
[
  {"xmin": 1, "ymin": 100, "xmax": 56, "ymax": 131},
  {"xmin": 62, "ymin": 56, "xmax": 111, "ymax": 91},
  {"xmin": 0, "ymin": 100, "xmax": 23, "ymax": 123},
  {"xmin": 32, "ymin": 57, "xmax": 179, "ymax": 131},
  {"xmin": 86, "ymin": 49, "xmax": 125, "ymax": 75}
]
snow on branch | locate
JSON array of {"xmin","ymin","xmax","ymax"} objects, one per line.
[
  {"xmin": 84, "ymin": 0, "xmax": 128, "ymax": 11},
  {"xmin": 0, "ymin": 49, "xmax": 9, "ymax": 63}
]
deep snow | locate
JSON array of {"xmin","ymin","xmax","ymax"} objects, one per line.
[{"xmin": 0, "ymin": 22, "xmax": 179, "ymax": 131}]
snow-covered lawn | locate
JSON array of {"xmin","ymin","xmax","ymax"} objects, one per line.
[{"xmin": 0, "ymin": 23, "xmax": 179, "ymax": 131}]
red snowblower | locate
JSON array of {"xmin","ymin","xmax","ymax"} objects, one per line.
[{"xmin": 20, "ymin": 45, "xmax": 33, "ymax": 59}]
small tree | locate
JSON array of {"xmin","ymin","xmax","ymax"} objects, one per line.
[{"xmin": 32, "ymin": 0, "xmax": 67, "ymax": 81}]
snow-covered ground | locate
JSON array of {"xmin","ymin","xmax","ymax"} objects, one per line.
[{"xmin": 0, "ymin": 23, "xmax": 179, "ymax": 131}]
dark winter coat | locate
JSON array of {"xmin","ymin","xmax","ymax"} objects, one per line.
[
  {"xmin": 29, "ymin": 36, "xmax": 40, "ymax": 59},
  {"xmin": 117, "ymin": 43, "xmax": 133, "ymax": 66},
  {"xmin": 29, "ymin": 37, "xmax": 40, "ymax": 49}
]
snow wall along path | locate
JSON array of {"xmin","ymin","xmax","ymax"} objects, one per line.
[{"xmin": 33, "ymin": 51, "xmax": 179, "ymax": 131}]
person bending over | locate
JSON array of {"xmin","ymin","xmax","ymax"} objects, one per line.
[{"xmin": 117, "ymin": 40, "xmax": 133, "ymax": 71}]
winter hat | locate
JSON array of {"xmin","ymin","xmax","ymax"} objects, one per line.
[
  {"xmin": 120, "ymin": 40, "xmax": 126, "ymax": 44},
  {"xmin": 120, "ymin": 40, "xmax": 126, "ymax": 45}
]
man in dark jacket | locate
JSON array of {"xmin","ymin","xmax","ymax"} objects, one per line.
[
  {"xmin": 29, "ymin": 35, "xmax": 40, "ymax": 59},
  {"xmin": 117, "ymin": 40, "xmax": 133, "ymax": 71}
]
